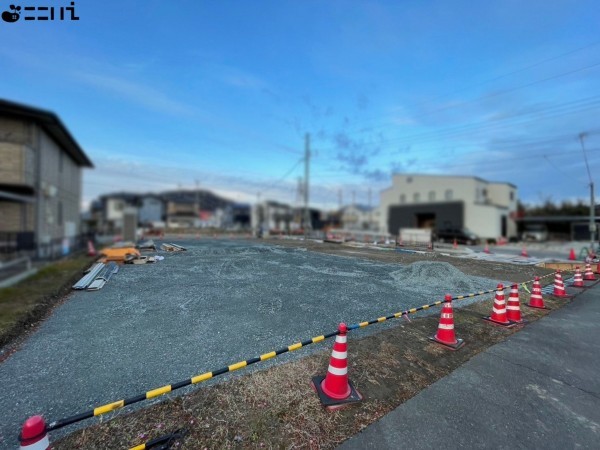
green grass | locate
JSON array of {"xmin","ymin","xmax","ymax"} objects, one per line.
[{"xmin": 0, "ymin": 256, "xmax": 91, "ymax": 343}]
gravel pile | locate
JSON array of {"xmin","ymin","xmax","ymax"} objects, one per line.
[{"xmin": 389, "ymin": 261, "xmax": 493, "ymax": 295}]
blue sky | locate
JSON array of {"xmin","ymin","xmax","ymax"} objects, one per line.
[{"xmin": 1, "ymin": 0, "xmax": 600, "ymax": 209}]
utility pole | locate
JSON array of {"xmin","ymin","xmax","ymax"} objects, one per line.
[
  {"xmin": 303, "ymin": 133, "xmax": 311, "ymax": 240},
  {"xmin": 368, "ymin": 187, "xmax": 372, "ymax": 230},
  {"xmin": 195, "ymin": 179, "xmax": 200, "ymax": 228},
  {"xmin": 579, "ymin": 132, "xmax": 595, "ymax": 251}
]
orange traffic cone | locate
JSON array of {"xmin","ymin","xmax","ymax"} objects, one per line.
[
  {"xmin": 568, "ymin": 248, "xmax": 576, "ymax": 260},
  {"xmin": 483, "ymin": 284, "xmax": 516, "ymax": 327},
  {"xmin": 583, "ymin": 263, "xmax": 596, "ymax": 281},
  {"xmin": 521, "ymin": 246, "xmax": 529, "ymax": 257},
  {"xmin": 506, "ymin": 284, "xmax": 526, "ymax": 324},
  {"xmin": 19, "ymin": 416, "xmax": 50, "ymax": 449},
  {"xmin": 87, "ymin": 240, "xmax": 97, "ymax": 257},
  {"xmin": 453, "ymin": 238, "xmax": 458, "ymax": 249},
  {"xmin": 572, "ymin": 267, "xmax": 585, "ymax": 288},
  {"xmin": 483, "ymin": 243, "xmax": 491, "ymax": 254},
  {"xmin": 312, "ymin": 323, "xmax": 362, "ymax": 409},
  {"xmin": 552, "ymin": 270, "xmax": 572, "ymax": 298},
  {"xmin": 429, "ymin": 295, "xmax": 464, "ymax": 350},
  {"xmin": 526, "ymin": 277, "xmax": 548, "ymax": 309}
]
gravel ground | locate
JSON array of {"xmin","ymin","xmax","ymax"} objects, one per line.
[{"xmin": 0, "ymin": 239, "xmax": 499, "ymax": 448}]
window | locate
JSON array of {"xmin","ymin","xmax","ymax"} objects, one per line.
[
  {"xmin": 510, "ymin": 191, "xmax": 514, "ymax": 201},
  {"xmin": 482, "ymin": 188, "xmax": 487, "ymax": 197},
  {"xmin": 413, "ymin": 193, "xmax": 420, "ymax": 202},
  {"xmin": 407, "ymin": 176, "xmax": 413, "ymax": 183},
  {"xmin": 400, "ymin": 194, "xmax": 405, "ymax": 203},
  {"xmin": 58, "ymin": 201, "xmax": 63, "ymax": 226},
  {"xmin": 428, "ymin": 191, "xmax": 435, "ymax": 202},
  {"xmin": 445, "ymin": 189, "xmax": 453, "ymax": 200}
]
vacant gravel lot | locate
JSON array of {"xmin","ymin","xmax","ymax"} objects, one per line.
[{"xmin": 0, "ymin": 239, "xmax": 499, "ymax": 447}]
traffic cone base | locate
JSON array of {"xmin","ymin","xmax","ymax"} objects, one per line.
[
  {"xmin": 525, "ymin": 303, "xmax": 550, "ymax": 310},
  {"xmin": 428, "ymin": 335, "xmax": 465, "ymax": 350},
  {"xmin": 311, "ymin": 376, "xmax": 362, "ymax": 410},
  {"xmin": 482, "ymin": 316, "xmax": 518, "ymax": 327},
  {"xmin": 551, "ymin": 291, "xmax": 573, "ymax": 298}
]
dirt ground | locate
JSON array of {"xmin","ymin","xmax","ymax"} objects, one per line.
[{"xmin": 51, "ymin": 240, "xmax": 561, "ymax": 450}]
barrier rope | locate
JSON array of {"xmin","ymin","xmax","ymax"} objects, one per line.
[
  {"xmin": 44, "ymin": 269, "xmax": 562, "ymax": 432},
  {"xmin": 129, "ymin": 428, "xmax": 187, "ymax": 450},
  {"xmin": 46, "ymin": 329, "xmax": 340, "ymax": 431}
]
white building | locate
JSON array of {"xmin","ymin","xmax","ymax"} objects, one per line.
[
  {"xmin": 340, "ymin": 205, "xmax": 379, "ymax": 231},
  {"xmin": 379, "ymin": 174, "xmax": 517, "ymax": 240}
]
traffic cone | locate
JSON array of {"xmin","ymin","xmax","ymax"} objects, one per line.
[
  {"xmin": 19, "ymin": 416, "xmax": 50, "ymax": 449},
  {"xmin": 583, "ymin": 263, "xmax": 596, "ymax": 281},
  {"xmin": 484, "ymin": 243, "xmax": 491, "ymax": 254},
  {"xmin": 506, "ymin": 284, "xmax": 526, "ymax": 324},
  {"xmin": 568, "ymin": 248, "xmax": 576, "ymax": 260},
  {"xmin": 312, "ymin": 323, "xmax": 362, "ymax": 409},
  {"xmin": 453, "ymin": 238, "xmax": 458, "ymax": 249},
  {"xmin": 87, "ymin": 240, "xmax": 97, "ymax": 257},
  {"xmin": 428, "ymin": 295, "xmax": 464, "ymax": 350},
  {"xmin": 572, "ymin": 267, "xmax": 585, "ymax": 288},
  {"xmin": 552, "ymin": 270, "xmax": 572, "ymax": 298},
  {"xmin": 483, "ymin": 284, "xmax": 516, "ymax": 327},
  {"xmin": 521, "ymin": 246, "xmax": 529, "ymax": 257},
  {"xmin": 526, "ymin": 277, "xmax": 548, "ymax": 309}
]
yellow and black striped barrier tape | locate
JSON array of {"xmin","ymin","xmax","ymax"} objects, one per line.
[
  {"xmin": 45, "ymin": 270, "xmax": 562, "ymax": 432},
  {"xmin": 46, "ymin": 330, "xmax": 339, "ymax": 431}
]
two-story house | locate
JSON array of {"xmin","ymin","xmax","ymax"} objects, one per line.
[{"xmin": 0, "ymin": 99, "xmax": 93, "ymax": 258}]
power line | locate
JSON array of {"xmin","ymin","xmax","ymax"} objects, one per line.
[{"xmin": 335, "ymin": 39, "xmax": 600, "ymax": 135}]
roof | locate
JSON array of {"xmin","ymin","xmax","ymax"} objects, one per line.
[
  {"xmin": 390, "ymin": 173, "xmax": 517, "ymax": 189},
  {"xmin": 0, "ymin": 98, "xmax": 93, "ymax": 168}
]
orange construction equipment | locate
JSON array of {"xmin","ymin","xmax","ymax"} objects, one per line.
[
  {"xmin": 526, "ymin": 277, "xmax": 548, "ymax": 309},
  {"xmin": 99, "ymin": 247, "xmax": 140, "ymax": 262},
  {"xmin": 521, "ymin": 246, "xmax": 529, "ymax": 257},
  {"xmin": 569, "ymin": 248, "xmax": 576, "ymax": 260},
  {"xmin": 552, "ymin": 270, "xmax": 572, "ymax": 298},
  {"xmin": 506, "ymin": 284, "xmax": 525, "ymax": 324},
  {"xmin": 312, "ymin": 323, "xmax": 362, "ymax": 409},
  {"xmin": 572, "ymin": 267, "xmax": 585, "ymax": 288},
  {"xmin": 87, "ymin": 240, "xmax": 97, "ymax": 257},
  {"xmin": 429, "ymin": 295, "xmax": 464, "ymax": 350},
  {"xmin": 483, "ymin": 284, "xmax": 516, "ymax": 327},
  {"xmin": 583, "ymin": 263, "xmax": 596, "ymax": 281},
  {"xmin": 19, "ymin": 415, "xmax": 50, "ymax": 449}
]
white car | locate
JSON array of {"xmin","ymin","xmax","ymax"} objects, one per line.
[{"xmin": 521, "ymin": 224, "xmax": 548, "ymax": 242}]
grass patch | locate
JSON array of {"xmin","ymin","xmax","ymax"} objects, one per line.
[{"xmin": 0, "ymin": 255, "xmax": 92, "ymax": 348}]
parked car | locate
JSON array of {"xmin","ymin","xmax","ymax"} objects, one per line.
[
  {"xmin": 435, "ymin": 228, "xmax": 480, "ymax": 245},
  {"xmin": 521, "ymin": 224, "xmax": 548, "ymax": 242}
]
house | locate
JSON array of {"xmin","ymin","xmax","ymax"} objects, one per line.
[
  {"xmin": 379, "ymin": 174, "xmax": 518, "ymax": 240},
  {"xmin": 162, "ymin": 189, "xmax": 232, "ymax": 228},
  {"xmin": 340, "ymin": 204, "xmax": 379, "ymax": 231},
  {"xmin": 252, "ymin": 200, "xmax": 293, "ymax": 232},
  {"xmin": 0, "ymin": 99, "xmax": 93, "ymax": 258}
]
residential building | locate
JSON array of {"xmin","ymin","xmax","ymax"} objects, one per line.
[
  {"xmin": 252, "ymin": 200, "xmax": 293, "ymax": 232},
  {"xmin": 0, "ymin": 99, "xmax": 93, "ymax": 258},
  {"xmin": 340, "ymin": 204, "xmax": 379, "ymax": 231},
  {"xmin": 379, "ymin": 174, "xmax": 518, "ymax": 240}
]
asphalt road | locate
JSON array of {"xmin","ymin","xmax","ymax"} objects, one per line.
[
  {"xmin": 338, "ymin": 282, "xmax": 600, "ymax": 449},
  {"xmin": 0, "ymin": 239, "xmax": 497, "ymax": 448}
]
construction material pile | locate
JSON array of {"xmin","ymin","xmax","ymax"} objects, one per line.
[{"xmin": 72, "ymin": 262, "xmax": 119, "ymax": 291}]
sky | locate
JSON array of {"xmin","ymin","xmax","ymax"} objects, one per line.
[{"xmin": 1, "ymin": 0, "xmax": 600, "ymax": 210}]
